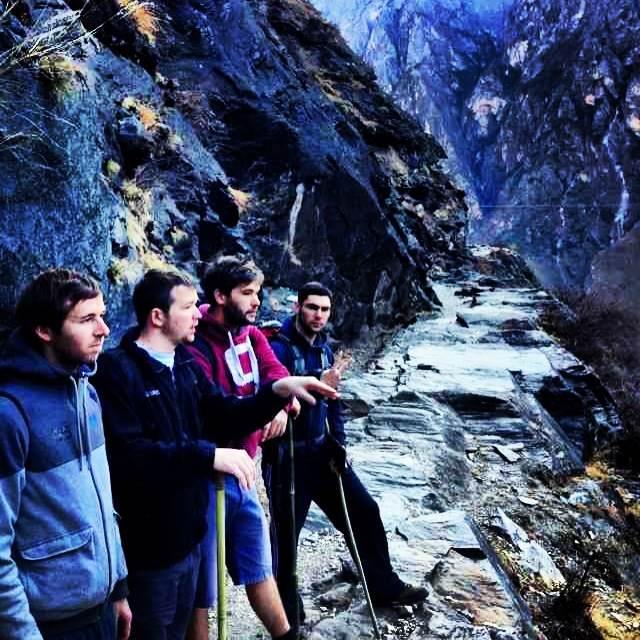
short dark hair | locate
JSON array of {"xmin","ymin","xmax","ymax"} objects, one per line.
[
  {"xmin": 201, "ymin": 255, "xmax": 264, "ymax": 304},
  {"xmin": 16, "ymin": 268, "xmax": 100, "ymax": 340},
  {"xmin": 298, "ymin": 281, "xmax": 332, "ymax": 304},
  {"xmin": 133, "ymin": 268, "xmax": 194, "ymax": 326}
]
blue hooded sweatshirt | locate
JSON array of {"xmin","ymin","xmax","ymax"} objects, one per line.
[{"xmin": 0, "ymin": 330, "xmax": 127, "ymax": 639}]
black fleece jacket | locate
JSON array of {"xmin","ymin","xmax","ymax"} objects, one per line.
[{"xmin": 93, "ymin": 328, "xmax": 287, "ymax": 569}]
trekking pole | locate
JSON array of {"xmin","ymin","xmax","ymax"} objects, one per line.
[
  {"xmin": 216, "ymin": 473, "xmax": 228, "ymax": 640},
  {"xmin": 287, "ymin": 415, "xmax": 300, "ymax": 631},
  {"xmin": 326, "ymin": 421, "xmax": 381, "ymax": 639}
]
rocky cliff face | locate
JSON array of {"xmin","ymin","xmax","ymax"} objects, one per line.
[
  {"xmin": 492, "ymin": 0, "xmax": 640, "ymax": 295},
  {"xmin": 0, "ymin": 0, "xmax": 466, "ymax": 339},
  {"xmin": 311, "ymin": 0, "xmax": 507, "ymax": 213},
  {"xmin": 312, "ymin": 0, "xmax": 640, "ymax": 311}
]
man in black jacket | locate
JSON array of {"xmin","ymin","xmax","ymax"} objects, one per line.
[
  {"xmin": 268, "ymin": 282, "xmax": 428, "ymax": 631},
  {"xmin": 93, "ymin": 269, "xmax": 335, "ymax": 640}
]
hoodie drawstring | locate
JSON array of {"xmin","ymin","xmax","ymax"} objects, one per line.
[
  {"xmin": 70, "ymin": 376, "xmax": 85, "ymax": 471},
  {"xmin": 226, "ymin": 331, "xmax": 260, "ymax": 391},
  {"xmin": 70, "ymin": 362, "xmax": 98, "ymax": 471}
]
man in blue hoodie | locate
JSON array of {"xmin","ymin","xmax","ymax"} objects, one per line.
[{"xmin": 0, "ymin": 269, "xmax": 130, "ymax": 640}]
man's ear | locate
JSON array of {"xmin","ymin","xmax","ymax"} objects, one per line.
[
  {"xmin": 34, "ymin": 326, "xmax": 54, "ymax": 344},
  {"xmin": 293, "ymin": 302, "xmax": 300, "ymax": 314},
  {"xmin": 149, "ymin": 307, "xmax": 165, "ymax": 328},
  {"xmin": 213, "ymin": 289, "xmax": 227, "ymax": 306}
]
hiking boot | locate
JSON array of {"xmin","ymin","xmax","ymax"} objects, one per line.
[
  {"xmin": 374, "ymin": 582, "xmax": 428, "ymax": 606},
  {"xmin": 274, "ymin": 629, "xmax": 299, "ymax": 640}
]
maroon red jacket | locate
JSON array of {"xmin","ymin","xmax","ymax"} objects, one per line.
[{"xmin": 187, "ymin": 306, "xmax": 290, "ymax": 458}]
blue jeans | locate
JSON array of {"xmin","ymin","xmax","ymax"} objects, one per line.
[
  {"xmin": 40, "ymin": 604, "xmax": 116, "ymax": 640},
  {"xmin": 194, "ymin": 475, "xmax": 273, "ymax": 608},
  {"xmin": 128, "ymin": 546, "xmax": 201, "ymax": 640}
]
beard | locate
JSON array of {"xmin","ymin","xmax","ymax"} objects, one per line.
[
  {"xmin": 223, "ymin": 300, "xmax": 254, "ymax": 327},
  {"xmin": 296, "ymin": 312, "xmax": 319, "ymax": 338}
]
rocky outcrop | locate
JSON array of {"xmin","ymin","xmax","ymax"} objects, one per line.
[
  {"xmin": 311, "ymin": 0, "xmax": 507, "ymax": 215},
  {"xmin": 0, "ymin": 0, "xmax": 466, "ymax": 339},
  {"xmin": 311, "ymin": 0, "xmax": 640, "ymax": 313}
]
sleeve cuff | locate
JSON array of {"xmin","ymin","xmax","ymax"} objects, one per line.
[
  {"xmin": 109, "ymin": 578, "xmax": 128, "ymax": 601},
  {"xmin": 196, "ymin": 440, "xmax": 216, "ymax": 475}
]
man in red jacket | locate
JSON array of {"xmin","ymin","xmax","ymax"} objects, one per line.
[{"xmin": 187, "ymin": 256, "xmax": 297, "ymax": 640}]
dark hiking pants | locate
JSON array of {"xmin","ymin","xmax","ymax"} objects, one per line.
[{"xmin": 264, "ymin": 442, "xmax": 403, "ymax": 628}]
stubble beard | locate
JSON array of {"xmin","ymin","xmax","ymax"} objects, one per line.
[
  {"xmin": 224, "ymin": 301, "xmax": 255, "ymax": 328},
  {"xmin": 296, "ymin": 313, "xmax": 319, "ymax": 340}
]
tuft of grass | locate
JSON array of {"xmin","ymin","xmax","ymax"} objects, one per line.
[
  {"xmin": 120, "ymin": 178, "xmax": 152, "ymax": 255},
  {"xmin": 168, "ymin": 227, "xmax": 189, "ymax": 248},
  {"xmin": 117, "ymin": 0, "xmax": 158, "ymax": 45},
  {"xmin": 543, "ymin": 559, "xmax": 602, "ymax": 640},
  {"xmin": 121, "ymin": 96, "xmax": 160, "ymax": 131},
  {"xmin": 228, "ymin": 187, "xmax": 251, "ymax": 214},
  {"xmin": 540, "ymin": 291, "xmax": 640, "ymax": 470},
  {"xmin": 105, "ymin": 158, "xmax": 121, "ymax": 178},
  {"xmin": 38, "ymin": 53, "xmax": 87, "ymax": 94},
  {"xmin": 141, "ymin": 252, "xmax": 172, "ymax": 271}
]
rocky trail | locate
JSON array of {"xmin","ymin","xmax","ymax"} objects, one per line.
[{"xmin": 216, "ymin": 247, "xmax": 640, "ymax": 639}]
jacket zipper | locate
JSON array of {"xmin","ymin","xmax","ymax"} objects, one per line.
[{"xmin": 73, "ymin": 374, "xmax": 113, "ymax": 600}]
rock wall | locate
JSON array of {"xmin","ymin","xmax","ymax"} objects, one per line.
[{"xmin": 0, "ymin": 0, "xmax": 467, "ymax": 339}]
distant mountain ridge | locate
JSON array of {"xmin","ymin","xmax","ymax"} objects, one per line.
[{"xmin": 312, "ymin": 0, "xmax": 640, "ymax": 313}]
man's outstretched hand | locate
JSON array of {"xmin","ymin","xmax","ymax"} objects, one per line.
[
  {"xmin": 272, "ymin": 376, "xmax": 339, "ymax": 405},
  {"xmin": 320, "ymin": 350, "xmax": 352, "ymax": 390}
]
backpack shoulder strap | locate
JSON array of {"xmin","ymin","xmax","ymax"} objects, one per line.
[
  {"xmin": 319, "ymin": 343, "xmax": 331, "ymax": 371},
  {"xmin": 269, "ymin": 332, "xmax": 307, "ymax": 376}
]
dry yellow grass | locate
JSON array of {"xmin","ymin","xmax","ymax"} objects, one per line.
[
  {"xmin": 228, "ymin": 187, "xmax": 252, "ymax": 214},
  {"xmin": 136, "ymin": 102, "xmax": 158, "ymax": 130},
  {"xmin": 117, "ymin": 0, "xmax": 158, "ymax": 45},
  {"xmin": 121, "ymin": 96, "xmax": 159, "ymax": 131},
  {"xmin": 589, "ymin": 591, "xmax": 640, "ymax": 639},
  {"xmin": 37, "ymin": 53, "xmax": 86, "ymax": 94}
]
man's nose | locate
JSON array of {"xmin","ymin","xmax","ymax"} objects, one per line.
[
  {"xmin": 96, "ymin": 317, "xmax": 110, "ymax": 337},
  {"xmin": 195, "ymin": 306, "xmax": 202, "ymax": 320}
]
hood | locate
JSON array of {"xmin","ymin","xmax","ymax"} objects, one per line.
[{"xmin": 0, "ymin": 329, "xmax": 94, "ymax": 383}]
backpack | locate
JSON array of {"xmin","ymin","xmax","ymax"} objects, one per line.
[{"xmin": 265, "ymin": 325, "xmax": 330, "ymax": 376}]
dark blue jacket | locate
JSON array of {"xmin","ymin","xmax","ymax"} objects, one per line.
[
  {"xmin": 93, "ymin": 328, "xmax": 286, "ymax": 570},
  {"xmin": 0, "ymin": 331, "xmax": 127, "ymax": 639},
  {"xmin": 270, "ymin": 316, "xmax": 346, "ymax": 446}
]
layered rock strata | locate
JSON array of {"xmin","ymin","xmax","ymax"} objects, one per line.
[{"xmin": 0, "ymin": 0, "xmax": 466, "ymax": 338}]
